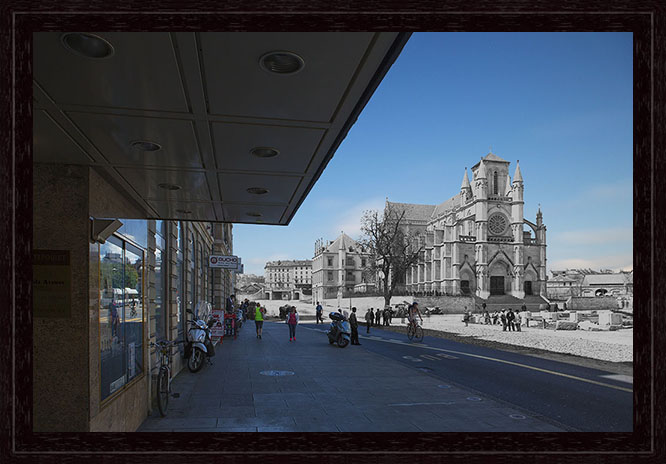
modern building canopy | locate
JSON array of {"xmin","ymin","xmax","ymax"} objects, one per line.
[{"xmin": 33, "ymin": 32, "xmax": 410, "ymax": 225}]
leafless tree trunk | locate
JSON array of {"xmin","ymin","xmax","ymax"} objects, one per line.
[{"xmin": 360, "ymin": 205, "xmax": 423, "ymax": 309}]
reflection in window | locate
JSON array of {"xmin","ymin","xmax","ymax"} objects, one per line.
[
  {"xmin": 176, "ymin": 222, "xmax": 184, "ymax": 342},
  {"xmin": 99, "ymin": 235, "xmax": 144, "ymax": 401},
  {"xmin": 155, "ymin": 220, "xmax": 166, "ymax": 341}
]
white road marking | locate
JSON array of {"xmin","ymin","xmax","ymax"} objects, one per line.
[
  {"xmin": 402, "ymin": 355, "xmax": 423, "ymax": 363},
  {"xmin": 420, "ymin": 354, "xmax": 439, "ymax": 361},
  {"xmin": 299, "ymin": 324, "xmax": 631, "ymax": 393},
  {"xmin": 599, "ymin": 374, "xmax": 633, "ymax": 384},
  {"xmin": 389, "ymin": 401, "xmax": 456, "ymax": 406}
]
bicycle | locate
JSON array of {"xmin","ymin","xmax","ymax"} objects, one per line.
[
  {"xmin": 150, "ymin": 340, "xmax": 182, "ymax": 416},
  {"xmin": 407, "ymin": 319, "xmax": 424, "ymax": 343}
]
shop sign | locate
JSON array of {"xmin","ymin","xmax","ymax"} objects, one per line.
[
  {"xmin": 209, "ymin": 255, "xmax": 240, "ymax": 269},
  {"xmin": 33, "ymin": 250, "xmax": 71, "ymax": 318},
  {"xmin": 210, "ymin": 309, "xmax": 225, "ymax": 338}
]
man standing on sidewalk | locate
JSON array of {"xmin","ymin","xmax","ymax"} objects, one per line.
[
  {"xmin": 349, "ymin": 307, "xmax": 361, "ymax": 345},
  {"xmin": 364, "ymin": 308, "xmax": 372, "ymax": 334},
  {"xmin": 315, "ymin": 301, "xmax": 323, "ymax": 324}
]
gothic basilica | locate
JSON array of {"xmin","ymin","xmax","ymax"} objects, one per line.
[{"xmin": 388, "ymin": 152, "xmax": 547, "ymax": 300}]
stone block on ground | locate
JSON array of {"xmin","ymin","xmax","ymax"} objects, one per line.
[{"xmin": 555, "ymin": 321, "xmax": 578, "ymax": 330}]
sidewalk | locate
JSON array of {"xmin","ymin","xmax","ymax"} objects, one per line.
[{"xmin": 137, "ymin": 321, "xmax": 565, "ymax": 432}]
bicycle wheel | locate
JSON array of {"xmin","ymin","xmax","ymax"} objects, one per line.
[
  {"xmin": 414, "ymin": 326, "xmax": 424, "ymax": 342},
  {"xmin": 157, "ymin": 367, "xmax": 169, "ymax": 416},
  {"xmin": 407, "ymin": 325, "xmax": 415, "ymax": 341}
]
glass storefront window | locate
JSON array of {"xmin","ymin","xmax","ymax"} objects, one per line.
[
  {"xmin": 99, "ymin": 235, "xmax": 144, "ymax": 401},
  {"xmin": 176, "ymin": 222, "xmax": 184, "ymax": 341},
  {"xmin": 189, "ymin": 232, "xmax": 195, "ymax": 312},
  {"xmin": 155, "ymin": 220, "xmax": 166, "ymax": 341}
]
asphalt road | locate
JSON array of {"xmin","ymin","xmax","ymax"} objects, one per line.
[{"xmin": 301, "ymin": 322, "xmax": 633, "ymax": 432}]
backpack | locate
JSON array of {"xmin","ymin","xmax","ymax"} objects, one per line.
[{"xmin": 288, "ymin": 312, "xmax": 297, "ymax": 324}]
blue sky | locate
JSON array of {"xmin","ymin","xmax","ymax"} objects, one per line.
[{"xmin": 235, "ymin": 32, "xmax": 633, "ymax": 276}]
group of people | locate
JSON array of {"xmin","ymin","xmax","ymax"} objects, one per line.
[
  {"xmin": 479, "ymin": 308, "xmax": 523, "ymax": 332},
  {"xmin": 226, "ymin": 295, "xmax": 267, "ymax": 339},
  {"xmin": 362, "ymin": 307, "xmax": 393, "ymax": 332}
]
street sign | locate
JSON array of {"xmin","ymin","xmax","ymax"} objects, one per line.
[{"xmin": 209, "ymin": 255, "xmax": 239, "ymax": 269}]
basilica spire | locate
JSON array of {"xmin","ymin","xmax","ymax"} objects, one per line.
[
  {"xmin": 476, "ymin": 158, "xmax": 487, "ymax": 179},
  {"xmin": 461, "ymin": 167, "xmax": 471, "ymax": 190},
  {"xmin": 513, "ymin": 159, "xmax": 523, "ymax": 183}
]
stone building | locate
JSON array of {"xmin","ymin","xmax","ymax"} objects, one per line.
[
  {"xmin": 264, "ymin": 259, "xmax": 312, "ymax": 300},
  {"xmin": 390, "ymin": 153, "xmax": 547, "ymax": 300},
  {"xmin": 312, "ymin": 233, "xmax": 373, "ymax": 302}
]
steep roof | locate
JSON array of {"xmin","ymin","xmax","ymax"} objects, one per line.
[
  {"xmin": 431, "ymin": 193, "xmax": 462, "ymax": 219},
  {"xmin": 324, "ymin": 232, "xmax": 362, "ymax": 253},
  {"xmin": 472, "ymin": 152, "xmax": 510, "ymax": 169},
  {"xmin": 387, "ymin": 201, "xmax": 436, "ymax": 223}
]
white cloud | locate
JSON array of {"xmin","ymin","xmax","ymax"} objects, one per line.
[
  {"xmin": 553, "ymin": 227, "xmax": 633, "ymax": 245},
  {"xmin": 332, "ymin": 197, "xmax": 386, "ymax": 238},
  {"xmin": 549, "ymin": 254, "xmax": 633, "ymax": 272}
]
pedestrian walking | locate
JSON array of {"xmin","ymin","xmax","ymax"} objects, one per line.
[
  {"xmin": 365, "ymin": 308, "xmax": 372, "ymax": 333},
  {"xmin": 287, "ymin": 306, "xmax": 299, "ymax": 342},
  {"xmin": 484, "ymin": 310, "xmax": 491, "ymax": 324},
  {"xmin": 384, "ymin": 308, "xmax": 389, "ymax": 326},
  {"xmin": 462, "ymin": 306, "xmax": 470, "ymax": 327},
  {"xmin": 388, "ymin": 307, "xmax": 393, "ymax": 325},
  {"xmin": 507, "ymin": 308, "xmax": 516, "ymax": 331},
  {"xmin": 255, "ymin": 303, "xmax": 266, "ymax": 339},
  {"xmin": 500, "ymin": 310, "xmax": 507, "ymax": 331},
  {"xmin": 350, "ymin": 307, "xmax": 361, "ymax": 345},
  {"xmin": 492, "ymin": 311, "xmax": 499, "ymax": 325},
  {"xmin": 315, "ymin": 301, "xmax": 323, "ymax": 324}
]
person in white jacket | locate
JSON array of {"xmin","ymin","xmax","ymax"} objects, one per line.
[{"xmin": 286, "ymin": 306, "xmax": 299, "ymax": 342}]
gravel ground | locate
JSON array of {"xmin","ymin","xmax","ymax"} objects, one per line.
[{"xmin": 254, "ymin": 300, "xmax": 633, "ymax": 364}]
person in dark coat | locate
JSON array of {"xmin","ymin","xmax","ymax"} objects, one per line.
[
  {"xmin": 365, "ymin": 308, "xmax": 372, "ymax": 334},
  {"xmin": 349, "ymin": 307, "xmax": 361, "ymax": 345},
  {"xmin": 506, "ymin": 308, "xmax": 516, "ymax": 331}
]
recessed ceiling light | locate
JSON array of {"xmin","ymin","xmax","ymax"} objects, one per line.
[
  {"xmin": 131, "ymin": 140, "xmax": 162, "ymax": 152},
  {"xmin": 259, "ymin": 51, "xmax": 304, "ymax": 75},
  {"xmin": 246, "ymin": 212, "xmax": 262, "ymax": 218},
  {"xmin": 247, "ymin": 187, "xmax": 269, "ymax": 195},
  {"xmin": 61, "ymin": 33, "xmax": 115, "ymax": 59},
  {"xmin": 250, "ymin": 147, "xmax": 279, "ymax": 158},
  {"xmin": 176, "ymin": 209, "xmax": 192, "ymax": 214},
  {"xmin": 158, "ymin": 183, "xmax": 181, "ymax": 191}
]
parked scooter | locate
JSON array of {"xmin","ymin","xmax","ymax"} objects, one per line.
[
  {"xmin": 185, "ymin": 303, "xmax": 216, "ymax": 372},
  {"xmin": 326, "ymin": 311, "xmax": 351, "ymax": 348}
]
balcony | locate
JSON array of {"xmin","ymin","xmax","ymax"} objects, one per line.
[{"xmin": 488, "ymin": 235, "xmax": 513, "ymax": 243}]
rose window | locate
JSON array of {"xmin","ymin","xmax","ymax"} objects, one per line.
[{"xmin": 488, "ymin": 213, "xmax": 508, "ymax": 235}]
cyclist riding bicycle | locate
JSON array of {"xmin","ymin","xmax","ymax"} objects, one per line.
[{"xmin": 407, "ymin": 301, "xmax": 423, "ymax": 329}]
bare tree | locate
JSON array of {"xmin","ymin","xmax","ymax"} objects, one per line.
[{"xmin": 359, "ymin": 204, "xmax": 424, "ymax": 309}]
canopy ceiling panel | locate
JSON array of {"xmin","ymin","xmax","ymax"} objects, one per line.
[
  {"xmin": 223, "ymin": 204, "xmax": 287, "ymax": 224},
  {"xmin": 67, "ymin": 113, "xmax": 204, "ymax": 169},
  {"xmin": 33, "ymin": 32, "xmax": 188, "ymax": 112},
  {"xmin": 32, "ymin": 31, "xmax": 410, "ymax": 224},
  {"xmin": 210, "ymin": 121, "xmax": 325, "ymax": 174},
  {"xmin": 200, "ymin": 32, "xmax": 374, "ymax": 122},
  {"xmin": 116, "ymin": 168, "xmax": 212, "ymax": 202},
  {"xmin": 218, "ymin": 172, "xmax": 301, "ymax": 205},
  {"xmin": 33, "ymin": 110, "xmax": 96, "ymax": 165}
]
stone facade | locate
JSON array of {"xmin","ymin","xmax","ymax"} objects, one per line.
[
  {"xmin": 392, "ymin": 153, "xmax": 547, "ymax": 299},
  {"xmin": 264, "ymin": 259, "xmax": 312, "ymax": 300},
  {"xmin": 312, "ymin": 233, "xmax": 373, "ymax": 302}
]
